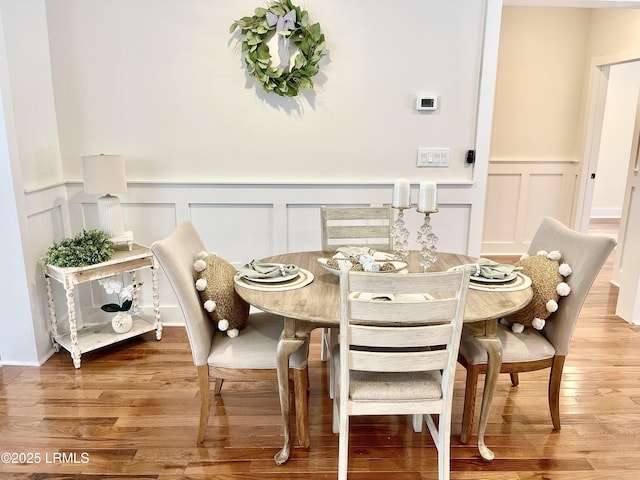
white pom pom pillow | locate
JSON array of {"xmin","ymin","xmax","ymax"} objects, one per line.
[
  {"xmin": 502, "ymin": 250, "xmax": 571, "ymax": 333},
  {"xmin": 193, "ymin": 251, "xmax": 249, "ymax": 338}
]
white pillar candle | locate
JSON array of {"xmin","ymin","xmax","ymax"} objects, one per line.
[
  {"xmin": 418, "ymin": 181, "xmax": 437, "ymax": 212},
  {"xmin": 392, "ymin": 178, "xmax": 411, "ymax": 208}
]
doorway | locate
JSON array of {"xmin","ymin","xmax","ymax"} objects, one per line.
[
  {"xmin": 579, "ymin": 54, "xmax": 640, "ymax": 324},
  {"xmin": 590, "ymin": 61, "xmax": 640, "ymax": 221}
]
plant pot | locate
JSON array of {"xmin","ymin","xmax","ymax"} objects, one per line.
[{"xmin": 112, "ymin": 312, "xmax": 133, "ymax": 334}]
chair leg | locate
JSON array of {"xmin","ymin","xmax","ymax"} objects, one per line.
[
  {"xmin": 294, "ymin": 367, "xmax": 310, "ymax": 447},
  {"xmin": 460, "ymin": 364, "xmax": 480, "ymax": 444},
  {"xmin": 321, "ymin": 328, "xmax": 329, "ymax": 361},
  {"xmin": 213, "ymin": 378, "xmax": 223, "ymax": 395},
  {"xmin": 332, "ymin": 359, "xmax": 340, "ymax": 434},
  {"xmin": 549, "ymin": 355, "xmax": 566, "ymax": 431},
  {"xmin": 439, "ymin": 415, "xmax": 450, "ymax": 480},
  {"xmin": 328, "ymin": 328, "xmax": 338, "ymax": 399},
  {"xmin": 412, "ymin": 414, "xmax": 423, "ymax": 432},
  {"xmin": 332, "ymin": 396, "xmax": 339, "ymax": 434},
  {"xmin": 338, "ymin": 410, "xmax": 350, "ymax": 480},
  {"xmin": 510, "ymin": 372, "xmax": 519, "ymax": 386},
  {"xmin": 196, "ymin": 365, "xmax": 211, "ymax": 443}
]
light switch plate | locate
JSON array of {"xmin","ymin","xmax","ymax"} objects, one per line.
[{"xmin": 417, "ymin": 148, "xmax": 450, "ymax": 167}]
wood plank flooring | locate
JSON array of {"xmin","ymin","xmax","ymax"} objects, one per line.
[{"xmin": 2, "ymin": 219, "xmax": 639, "ymax": 479}]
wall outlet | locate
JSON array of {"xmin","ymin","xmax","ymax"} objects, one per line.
[{"xmin": 417, "ymin": 148, "xmax": 450, "ymax": 167}]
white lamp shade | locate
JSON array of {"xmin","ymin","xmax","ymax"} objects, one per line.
[{"xmin": 82, "ymin": 154, "xmax": 127, "ymax": 194}]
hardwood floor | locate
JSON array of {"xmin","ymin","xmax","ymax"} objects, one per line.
[{"xmin": 2, "ymin": 219, "xmax": 638, "ymax": 479}]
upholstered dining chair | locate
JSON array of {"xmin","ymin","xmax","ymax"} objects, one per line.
[
  {"xmin": 320, "ymin": 206, "xmax": 394, "ymax": 398},
  {"xmin": 333, "ymin": 268, "xmax": 470, "ymax": 480},
  {"xmin": 151, "ymin": 221, "xmax": 309, "ymax": 444},
  {"xmin": 457, "ymin": 217, "xmax": 616, "ymax": 444}
]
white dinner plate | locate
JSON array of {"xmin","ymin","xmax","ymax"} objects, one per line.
[
  {"xmin": 448, "ymin": 265, "xmax": 518, "ymax": 284},
  {"xmin": 238, "ymin": 263, "xmax": 300, "ymax": 283},
  {"xmin": 470, "ymin": 272, "xmax": 518, "ymax": 284},
  {"xmin": 240, "ymin": 272, "xmax": 299, "ymax": 283}
]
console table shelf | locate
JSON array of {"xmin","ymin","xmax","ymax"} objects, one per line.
[
  {"xmin": 53, "ymin": 316, "xmax": 157, "ymax": 355},
  {"xmin": 44, "ymin": 243, "xmax": 162, "ymax": 368}
]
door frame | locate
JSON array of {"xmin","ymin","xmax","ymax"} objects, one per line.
[{"xmin": 576, "ymin": 52, "xmax": 640, "ymax": 233}]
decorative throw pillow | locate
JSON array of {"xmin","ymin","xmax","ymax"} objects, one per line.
[
  {"xmin": 501, "ymin": 250, "xmax": 572, "ymax": 333},
  {"xmin": 193, "ymin": 251, "xmax": 249, "ymax": 338}
]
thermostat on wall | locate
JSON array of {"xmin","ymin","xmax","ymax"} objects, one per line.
[{"xmin": 416, "ymin": 96, "xmax": 438, "ymax": 111}]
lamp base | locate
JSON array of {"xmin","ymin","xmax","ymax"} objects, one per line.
[
  {"xmin": 97, "ymin": 194, "xmax": 125, "ymax": 237},
  {"xmin": 110, "ymin": 231, "xmax": 134, "ymax": 251}
]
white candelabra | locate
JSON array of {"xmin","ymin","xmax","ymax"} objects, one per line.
[
  {"xmin": 391, "ymin": 207, "xmax": 410, "ymax": 259},
  {"xmin": 416, "ymin": 208, "xmax": 439, "ymax": 271},
  {"xmin": 391, "ymin": 178, "xmax": 439, "ymax": 270},
  {"xmin": 391, "ymin": 178, "xmax": 411, "ymax": 259}
]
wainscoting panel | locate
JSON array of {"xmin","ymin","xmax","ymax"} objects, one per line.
[
  {"xmin": 483, "ymin": 173, "xmax": 521, "ymax": 244},
  {"xmin": 482, "ymin": 161, "xmax": 580, "ymax": 255},
  {"xmin": 28, "ymin": 180, "xmax": 479, "ymax": 329},
  {"xmin": 191, "ymin": 204, "xmax": 274, "ymax": 262}
]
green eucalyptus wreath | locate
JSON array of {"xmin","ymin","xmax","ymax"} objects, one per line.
[{"xmin": 230, "ymin": 0, "xmax": 325, "ymax": 97}]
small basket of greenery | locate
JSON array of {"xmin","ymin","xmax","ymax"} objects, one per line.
[{"xmin": 44, "ymin": 229, "xmax": 114, "ymax": 268}]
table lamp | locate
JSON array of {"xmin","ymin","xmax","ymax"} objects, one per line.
[{"xmin": 82, "ymin": 154, "xmax": 134, "ymax": 247}]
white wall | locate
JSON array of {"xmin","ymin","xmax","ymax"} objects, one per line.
[
  {"xmin": 482, "ymin": 7, "xmax": 591, "ymax": 254},
  {"xmin": 591, "ymin": 61, "xmax": 640, "ymax": 218},
  {"xmin": 45, "ymin": 0, "xmax": 485, "ymax": 184},
  {"xmin": 490, "ymin": 7, "xmax": 591, "ymax": 162},
  {"xmin": 2, "ymin": 0, "xmax": 63, "ymax": 189},
  {"xmin": 1, "ymin": 0, "xmax": 499, "ymax": 365},
  {"xmin": 0, "ymin": 0, "xmax": 65, "ymax": 365},
  {"xmin": 482, "ymin": 6, "xmax": 640, "ymax": 255},
  {"xmin": 0, "ymin": 55, "xmax": 39, "ymax": 366}
]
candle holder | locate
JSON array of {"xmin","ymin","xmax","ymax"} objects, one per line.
[
  {"xmin": 416, "ymin": 208, "xmax": 439, "ymax": 271},
  {"xmin": 391, "ymin": 206, "xmax": 410, "ymax": 259}
]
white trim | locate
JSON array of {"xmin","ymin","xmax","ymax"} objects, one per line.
[
  {"xmin": 470, "ymin": 0, "xmax": 503, "ymax": 257},
  {"xmin": 504, "ymin": 0, "xmax": 640, "ymax": 7},
  {"xmin": 577, "ymin": 51, "xmax": 640, "ymax": 232}
]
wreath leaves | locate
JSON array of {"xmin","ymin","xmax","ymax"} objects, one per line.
[{"xmin": 230, "ymin": 0, "xmax": 325, "ymax": 97}]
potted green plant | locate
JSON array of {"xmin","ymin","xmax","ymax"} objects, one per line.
[{"xmin": 44, "ymin": 229, "xmax": 113, "ymax": 267}]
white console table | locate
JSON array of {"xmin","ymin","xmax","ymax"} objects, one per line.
[{"xmin": 44, "ymin": 243, "xmax": 162, "ymax": 368}]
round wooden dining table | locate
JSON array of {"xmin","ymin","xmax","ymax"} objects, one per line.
[{"xmin": 234, "ymin": 250, "xmax": 532, "ymax": 465}]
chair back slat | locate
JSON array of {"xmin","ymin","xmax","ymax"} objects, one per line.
[
  {"xmin": 349, "ymin": 297, "xmax": 459, "ymax": 325},
  {"xmin": 324, "ymin": 225, "xmax": 391, "ymax": 241},
  {"xmin": 348, "ymin": 271, "xmax": 464, "ymax": 294},
  {"xmin": 350, "ymin": 323, "xmax": 454, "ymax": 348},
  {"xmin": 349, "ymin": 349, "xmax": 449, "ymax": 372}
]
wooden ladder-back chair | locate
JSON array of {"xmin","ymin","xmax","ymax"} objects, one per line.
[
  {"xmin": 151, "ymin": 221, "xmax": 310, "ymax": 444},
  {"xmin": 457, "ymin": 217, "xmax": 616, "ymax": 443},
  {"xmin": 319, "ymin": 206, "xmax": 394, "ymax": 399},
  {"xmin": 333, "ymin": 268, "xmax": 470, "ymax": 480},
  {"xmin": 321, "ymin": 206, "xmax": 394, "ymax": 252}
]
